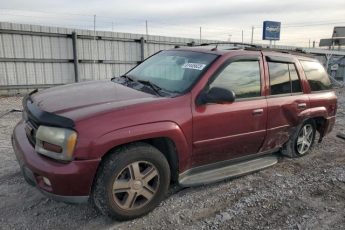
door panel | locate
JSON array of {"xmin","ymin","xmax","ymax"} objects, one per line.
[
  {"xmin": 192, "ymin": 99, "xmax": 267, "ymax": 166},
  {"xmin": 260, "ymin": 56, "xmax": 309, "ymax": 151},
  {"xmin": 261, "ymin": 94, "xmax": 309, "ymax": 151},
  {"xmin": 191, "ymin": 56, "xmax": 267, "ymax": 167}
]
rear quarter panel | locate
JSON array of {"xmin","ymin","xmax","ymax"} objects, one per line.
[{"xmin": 308, "ymin": 91, "xmax": 337, "ymax": 118}]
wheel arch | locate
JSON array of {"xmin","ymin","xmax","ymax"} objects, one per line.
[
  {"xmin": 90, "ymin": 122, "xmax": 190, "ymax": 187},
  {"xmin": 308, "ymin": 116, "xmax": 328, "ymax": 142},
  {"xmin": 299, "ymin": 106, "xmax": 329, "ymax": 140},
  {"xmin": 100, "ymin": 138, "xmax": 179, "ymax": 183}
]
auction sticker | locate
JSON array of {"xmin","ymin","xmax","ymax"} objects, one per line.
[{"xmin": 182, "ymin": 63, "xmax": 206, "ymax": 70}]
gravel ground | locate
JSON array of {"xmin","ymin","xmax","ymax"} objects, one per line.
[{"xmin": 0, "ymin": 89, "xmax": 344, "ymax": 230}]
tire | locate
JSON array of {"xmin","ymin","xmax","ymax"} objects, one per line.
[
  {"xmin": 281, "ymin": 120, "xmax": 316, "ymax": 158},
  {"xmin": 91, "ymin": 142, "xmax": 170, "ymax": 220}
]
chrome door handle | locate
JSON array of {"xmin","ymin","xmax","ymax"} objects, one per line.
[
  {"xmin": 297, "ymin": 103, "xmax": 307, "ymax": 109},
  {"xmin": 252, "ymin": 108, "xmax": 264, "ymax": 115}
]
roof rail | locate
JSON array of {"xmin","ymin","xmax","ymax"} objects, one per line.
[
  {"xmin": 199, "ymin": 42, "xmax": 261, "ymax": 49},
  {"xmin": 181, "ymin": 41, "xmax": 313, "ymax": 57},
  {"xmin": 244, "ymin": 47, "xmax": 313, "ymax": 57}
]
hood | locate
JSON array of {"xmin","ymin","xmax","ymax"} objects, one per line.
[{"xmin": 31, "ymin": 80, "xmax": 162, "ymax": 121}]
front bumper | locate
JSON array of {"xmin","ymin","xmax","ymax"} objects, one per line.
[{"xmin": 12, "ymin": 121, "xmax": 100, "ymax": 204}]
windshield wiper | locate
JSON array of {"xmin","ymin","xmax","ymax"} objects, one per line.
[
  {"xmin": 120, "ymin": 75, "xmax": 135, "ymax": 82},
  {"xmin": 111, "ymin": 75, "xmax": 135, "ymax": 83},
  {"xmin": 137, "ymin": 80, "xmax": 163, "ymax": 96},
  {"xmin": 113, "ymin": 75, "xmax": 165, "ymax": 96}
]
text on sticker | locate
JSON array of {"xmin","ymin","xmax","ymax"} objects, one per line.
[{"xmin": 182, "ymin": 63, "xmax": 206, "ymax": 70}]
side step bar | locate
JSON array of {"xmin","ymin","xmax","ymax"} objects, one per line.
[{"xmin": 178, "ymin": 155, "xmax": 278, "ymax": 187}]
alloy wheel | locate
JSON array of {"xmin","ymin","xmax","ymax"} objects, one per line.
[
  {"xmin": 296, "ymin": 124, "xmax": 314, "ymax": 155},
  {"xmin": 112, "ymin": 161, "xmax": 160, "ymax": 210}
]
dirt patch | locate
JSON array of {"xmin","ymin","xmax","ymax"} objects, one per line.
[{"xmin": 0, "ymin": 89, "xmax": 344, "ymax": 230}]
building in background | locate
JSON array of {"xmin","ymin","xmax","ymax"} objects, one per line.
[{"xmin": 319, "ymin": 27, "xmax": 345, "ymax": 82}]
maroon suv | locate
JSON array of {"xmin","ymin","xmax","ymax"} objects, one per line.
[{"xmin": 12, "ymin": 44, "xmax": 337, "ymax": 220}]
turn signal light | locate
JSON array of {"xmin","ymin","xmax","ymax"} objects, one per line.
[{"xmin": 42, "ymin": 141, "xmax": 63, "ymax": 153}]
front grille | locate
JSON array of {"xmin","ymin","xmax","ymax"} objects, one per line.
[{"xmin": 24, "ymin": 116, "xmax": 39, "ymax": 147}]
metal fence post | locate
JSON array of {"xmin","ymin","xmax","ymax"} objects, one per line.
[
  {"xmin": 72, "ymin": 32, "xmax": 79, "ymax": 82},
  {"xmin": 140, "ymin": 37, "xmax": 145, "ymax": 61}
]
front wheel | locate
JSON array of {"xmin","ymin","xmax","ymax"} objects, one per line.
[{"xmin": 92, "ymin": 143, "xmax": 170, "ymax": 220}]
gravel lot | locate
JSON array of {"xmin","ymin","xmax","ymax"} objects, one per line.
[{"xmin": 0, "ymin": 89, "xmax": 344, "ymax": 230}]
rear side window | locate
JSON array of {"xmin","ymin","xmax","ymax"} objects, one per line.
[
  {"xmin": 268, "ymin": 62, "xmax": 291, "ymax": 95},
  {"xmin": 300, "ymin": 61, "xmax": 332, "ymax": 91},
  {"xmin": 268, "ymin": 62, "xmax": 302, "ymax": 95},
  {"xmin": 210, "ymin": 61, "xmax": 261, "ymax": 99},
  {"xmin": 289, "ymin": 64, "xmax": 302, "ymax": 93}
]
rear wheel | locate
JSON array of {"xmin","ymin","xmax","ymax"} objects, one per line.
[
  {"xmin": 296, "ymin": 123, "xmax": 315, "ymax": 155},
  {"xmin": 92, "ymin": 143, "xmax": 170, "ymax": 220},
  {"xmin": 282, "ymin": 120, "xmax": 316, "ymax": 158}
]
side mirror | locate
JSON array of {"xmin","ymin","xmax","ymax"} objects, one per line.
[{"xmin": 196, "ymin": 87, "xmax": 236, "ymax": 105}]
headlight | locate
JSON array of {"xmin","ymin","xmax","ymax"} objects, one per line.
[
  {"xmin": 35, "ymin": 125, "xmax": 78, "ymax": 161},
  {"xmin": 22, "ymin": 110, "xmax": 28, "ymax": 121}
]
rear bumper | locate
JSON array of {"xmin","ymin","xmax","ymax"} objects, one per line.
[
  {"xmin": 12, "ymin": 121, "xmax": 100, "ymax": 203},
  {"xmin": 324, "ymin": 116, "xmax": 336, "ymax": 136}
]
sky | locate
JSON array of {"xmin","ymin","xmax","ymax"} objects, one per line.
[{"xmin": 0, "ymin": 0, "xmax": 345, "ymax": 47}]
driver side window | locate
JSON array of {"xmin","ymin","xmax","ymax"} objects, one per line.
[{"xmin": 209, "ymin": 60, "xmax": 261, "ymax": 99}]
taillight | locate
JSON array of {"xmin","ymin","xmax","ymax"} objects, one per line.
[{"xmin": 329, "ymin": 103, "xmax": 337, "ymax": 116}]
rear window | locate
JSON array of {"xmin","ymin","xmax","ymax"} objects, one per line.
[{"xmin": 300, "ymin": 61, "xmax": 332, "ymax": 91}]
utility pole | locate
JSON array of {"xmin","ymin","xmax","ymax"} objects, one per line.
[
  {"xmin": 228, "ymin": 34, "xmax": 232, "ymax": 42},
  {"xmin": 112, "ymin": 22, "xmax": 114, "ymax": 32},
  {"xmin": 251, "ymin": 26, "xmax": 254, "ymax": 44},
  {"xmin": 308, "ymin": 39, "xmax": 311, "ymax": 48},
  {"xmin": 145, "ymin": 20, "xmax": 149, "ymax": 59},
  {"xmin": 199, "ymin": 27, "xmax": 202, "ymax": 43},
  {"xmin": 241, "ymin": 30, "xmax": 244, "ymax": 43},
  {"xmin": 93, "ymin": 15, "xmax": 96, "ymax": 35},
  {"xmin": 93, "ymin": 15, "xmax": 96, "ymax": 65},
  {"xmin": 91, "ymin": 14, "xmax": 97, "ymax": 77},
  {"xmin": 145, "ymin": 20, "xmax": 148, "ymax": 37}
]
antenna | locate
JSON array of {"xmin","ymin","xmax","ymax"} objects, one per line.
[{"xmin": 210, "ymin": 42, "xmax": 219, "ymax": 51}]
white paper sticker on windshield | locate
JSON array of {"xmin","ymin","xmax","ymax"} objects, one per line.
[{"xmin": 182, "ymin": 63, "xmax": 206, "ymax": 70}]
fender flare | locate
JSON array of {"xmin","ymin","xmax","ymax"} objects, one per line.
[
  {"xmin": 89, "ymin": 121, "xmax": 191, "ymax": 172},
  {"xmin": 298, "ymin": 106, "xmax": 328, "ymax": 120},
  {"xmin": 298, "ymin": 106, "xmax": 331, "ymax": 142}
]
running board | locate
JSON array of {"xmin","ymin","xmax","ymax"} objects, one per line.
[{"xmin": 178, "ymin": 155, "xmax": 278, "ymax": 187}]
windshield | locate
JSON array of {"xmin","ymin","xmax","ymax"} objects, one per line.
[{"xmin": 126, "ymin": 50, "xmax": 218, "ymax": 94}]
